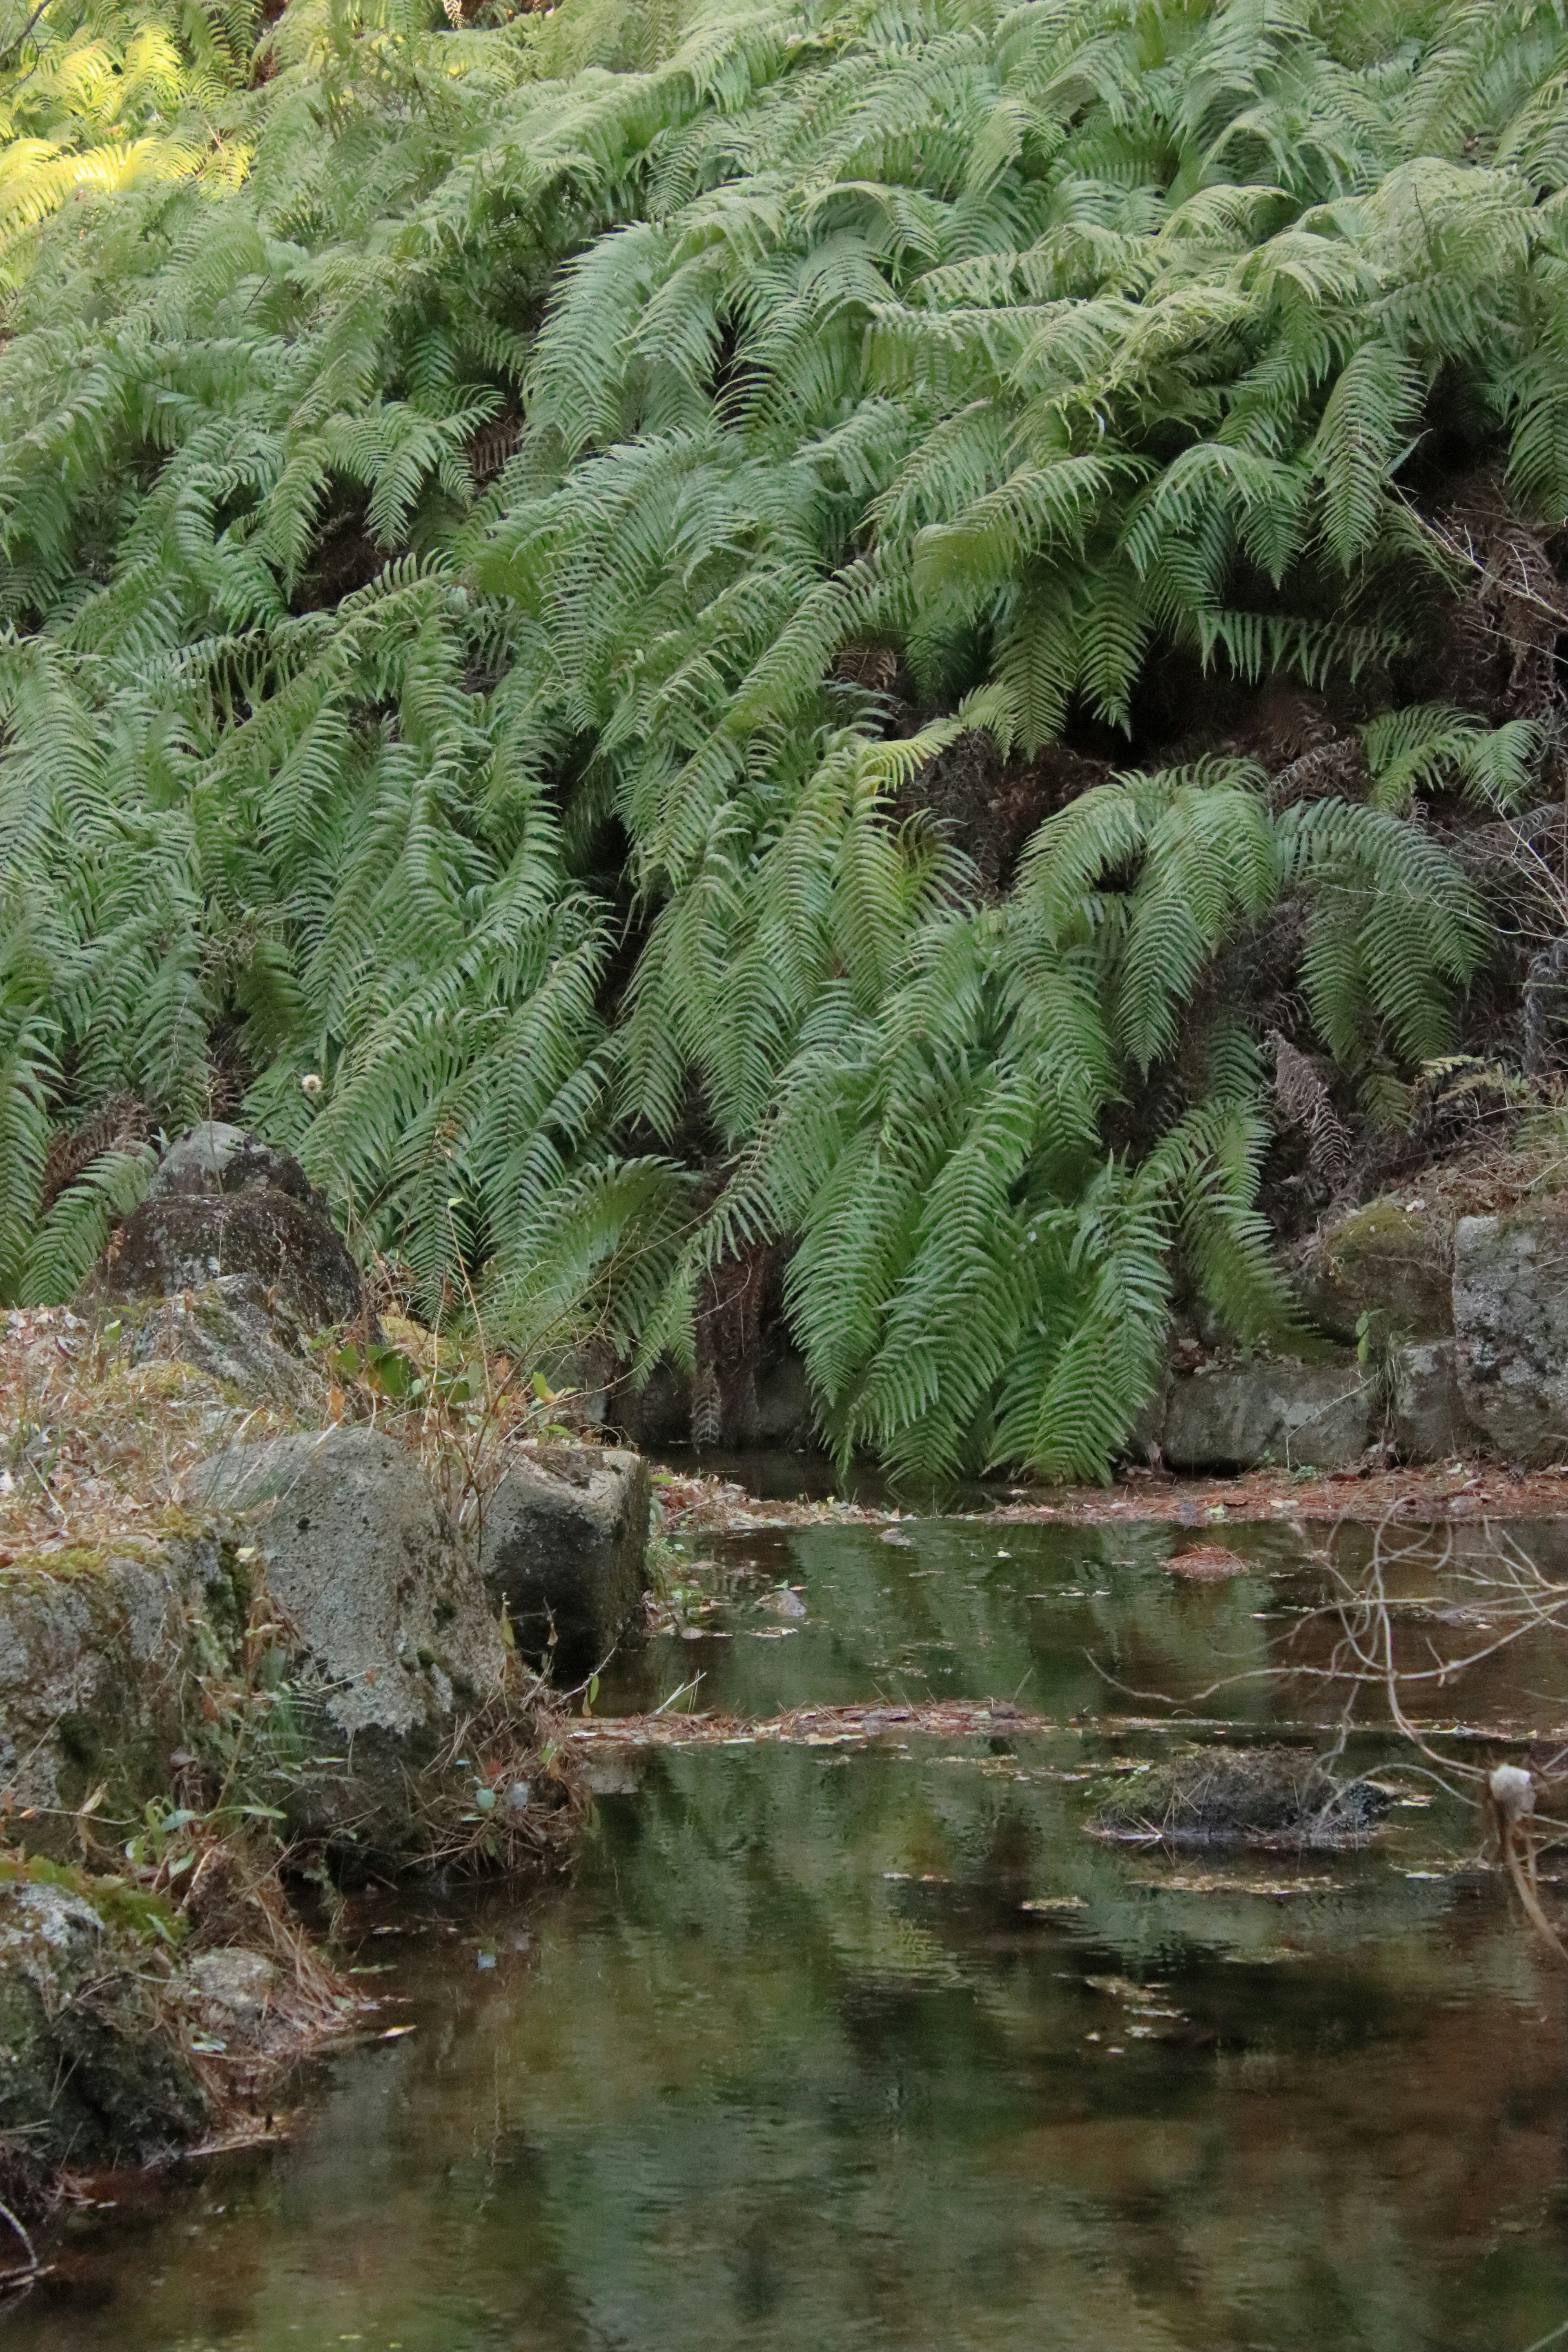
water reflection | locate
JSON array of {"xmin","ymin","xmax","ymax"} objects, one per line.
[{"xmin": 11, "ymin": 1516, "xmax": 1568, "ymax": 2352}]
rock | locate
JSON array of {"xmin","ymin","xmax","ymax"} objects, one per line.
[
  {"xmin": 1454, "ymin": 1203, "xmax": 1568, "ymax": 1463},
  {"xmin": 87, "ymin": 1121, "xmax": 368, "ymax": 1336},
  {"xmin": 1164, "ymin": 1544, "xmax": 1252, "ymax": 1580},
  {"xmin": 187, "ymin": 1947, "xmax": 280, "ymax": 2046},
  {"xmin": 610, "ymin": 1342, "xmax": 815, "ymax": 1450},
  {"xmin": 124, "ymin": 1275, "xmax": 326, "ymax": 1408},
  {"xmin": 751, "ymin": 1346, "xmax": 814, "ymax": 1445},
  {"xmin": 1092, "ymin": 1747, "xmax": 1390, "ymax": 1849},
  {"xmin": 146, "ymin": 1124, "xmax": 305, "ymax": 1202},
  {"xmin": 0, "ymin": 1537, "xmax": 244, "ymax": 1860},
  {"xmin": 535, "ymin": 1345, "xmax": 612, "ymax": 1433},
  {"xmin": 1122, "ymin": 1362, "xmax": 1172, "ymax": 1465},
  {"xmin": 1291, "ymin": 1200, "xmax": 1453, "ymax": 1344},
  {"xmin": 1163, "ymin": 1352, "xmax": 1372, "ymax": 1471},
  {"xmin": 478, "ymin": 1443, "xmax": 650, "ymax": 1673},
  {"xmin": 0, "ymin": 1873, "xmax": 205, "ymax": 2175},
  {"xmin": 185, "ymin": 1428, "xmax": 506, "ymax": 1855},
  {"xmin": 613, "ymin": 1359, "xmax": 691, "ymax": 1449},
  {"xmin": 1389, "ymin": 1339, "xmax": 1470, "ymax": 1463}
]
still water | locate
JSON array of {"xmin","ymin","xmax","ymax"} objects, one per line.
[{"xmin": 10, "ymin": 1511, "xmax": 1568, "ymax": 2352}]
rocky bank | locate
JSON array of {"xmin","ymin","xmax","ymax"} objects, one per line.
[{"xmin": 0, "ymin": 1125, "xmax": 653, "ymax": 2223}]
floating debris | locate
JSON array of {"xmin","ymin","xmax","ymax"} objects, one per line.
[
  {"xmin": 1091, "ymin": 1746, "xmax": 1391, "ymax": 1850},
  {"xmin": 568, "ymin": 1697, "xmax": 1045, "ymax": 1750},
  {"xmin": 1130, "ymin": 1871, "xmax": 1343, "ymax": 1896}
]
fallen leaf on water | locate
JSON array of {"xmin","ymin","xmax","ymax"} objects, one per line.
[{"xmin": 1021, "ymin": 1896, "xmax": 1088, "ymax": 1915}]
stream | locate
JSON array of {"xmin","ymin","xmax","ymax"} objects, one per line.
[{"xmin": 10, "ymin": 1503, "xmax": 1568, "ymax": 2352}]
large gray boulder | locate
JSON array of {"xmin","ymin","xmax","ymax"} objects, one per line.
[
  {"xmin": 186, "ymin": 1427, "xmax": 506, "ymax": 1854},
  {"xmin": 0, "ymin": 1537, "xmax": 241, "ymax": 1859},
  {"xmin": 1454, "ymin": 1203, "xmax": 1568, "ymax": 1463},
  {"xmin": 1163, "ymin": 1352, "xmax": 1372, "ymax": 1471},
  {"xmin": 478, "ymin": 1443, "xmax": 650, "ymax": 1672},
  {"xmin": 87, "ymin": 1121, "xmax": 368, "ymax": 1336}
]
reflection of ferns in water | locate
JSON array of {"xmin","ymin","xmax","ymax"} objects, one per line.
[{"xmin": 1, "ymin": 0, "xmax": 1566, "ymax": 1476}]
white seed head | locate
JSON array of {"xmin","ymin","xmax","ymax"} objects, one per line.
[
  {"xmin": 1490, "ymin": 1763, "xmax": 1535, "ymax": 1824},
  {"xmin": 300, "ymin": 1072, "xmax": 323, "ymax": 1096}
]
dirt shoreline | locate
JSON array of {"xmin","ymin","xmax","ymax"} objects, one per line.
[{"xmin": 654, "ymin": 1458, "xmax": 1568, "ymax": 1537}]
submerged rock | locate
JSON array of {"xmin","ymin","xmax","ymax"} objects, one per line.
[
  {"xmin": 479, "ymin": 1443, "xmax": 650, "ymax": 1673},
  {"xmin": 1163, "ymin": 1544, "xmax": 1251, "ymax": 1580},
  {"xmin": 1092, "ymin": 1747, "xmax": 1390, "ymax": 1849},
  {"xmin": 1454, "ymin": 1203, "xmax": 1568, "ymax": 1464},
  {"xmin": 186, "ymin": 1427, "xmax": 507, "ymax": 1857},
  {"xmin": 86, "ymin": 1120, "xmax": 368, "ymax": 1338}
]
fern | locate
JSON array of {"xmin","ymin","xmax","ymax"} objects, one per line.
[
  {"xmin": 16, "ymin": 1140, "xmax": 155, "ymax": 1306},
  {"xmin": 0, "ymin": 0, "xmax": 1553, "ymax": 1476}
]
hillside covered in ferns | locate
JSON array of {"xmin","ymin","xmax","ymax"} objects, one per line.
[{"xmin": 1, "ymin": 0, "xmax": 1566, "ymax": 1480}]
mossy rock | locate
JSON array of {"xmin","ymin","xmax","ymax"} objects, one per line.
[
  {"xmin": 85, "ymin": 1122, "xmax": 368, "ymax": 1337},
  {"xmin": 0, "ymin": 1537, "xmax": 245, "ymax": 1859},
  {"xmin": 1291, "ymin": 1201, "xmax": 1453, "ymax": 1345},
  {"xmin": 0, "ymin": 1873, "xmax": 205, "ymax": 2183}
]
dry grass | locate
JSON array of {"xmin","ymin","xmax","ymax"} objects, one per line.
[
  {"xmin": 410, "ymin": 1689, "xmax": 586, "ymax": 1876},
  {"xmin": 1370, "ymin": 1111, "xmax": 1568, "ymax": 1231},
  {"xmin": 0, "ymin": 1297, "xmax": 621, "ymax": 1576},
  {"xmin": 0, "ymin": 1305, "xmax": 301, "ymax": 1567}
]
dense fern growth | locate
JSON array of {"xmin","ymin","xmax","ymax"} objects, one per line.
[
  {"xmin": 0, "ymin": 0, "xmax": 254, "ymax": 290},
  {"xmin": 0, "ymin": 0, "xmax": 1562, "ymax": 1477}
]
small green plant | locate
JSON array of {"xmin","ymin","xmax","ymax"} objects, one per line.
[{"xmin": 1356, "ymin": 1309, "xmax": 1411, "ymax": 1434}]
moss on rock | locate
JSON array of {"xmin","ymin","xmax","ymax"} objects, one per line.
[{"xmin": 1292, "ymin": 1200, "xmax": 1454, "ymax": 1345}]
